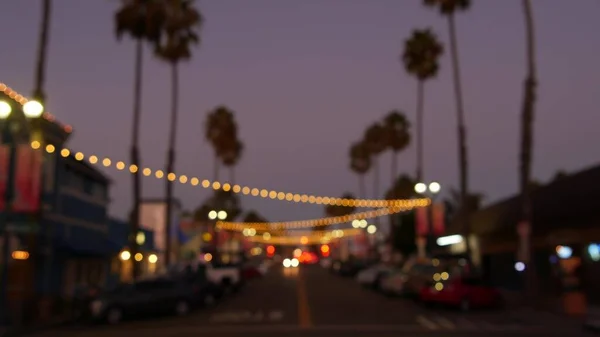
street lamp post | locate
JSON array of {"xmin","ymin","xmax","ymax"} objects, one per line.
[
  {"xmin": 208, "ymin": 210, "xmax": 227, "ymax": 262},
  {"xmin": 0, "ymin": 99, "xmax": 44, "ymax": 324},
  {"xmin": 414, "ymin": 181, "xmax": 441, "ymax": 258}
]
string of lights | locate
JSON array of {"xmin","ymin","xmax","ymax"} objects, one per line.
[
  {"xmin": 4, "ymin": 82, "xmax": 430, "ymax": 211},
  {"xmin": 216, "ymin": 202, "xmax": 428, "ymax": 231},
  {"xmin": 0, "ymin": 83, "xmax": 72, "ymax": 133},
  {"xmin": 28, "ymin": 140, "xmax": 431, "ymax": 210},
  {"xmin": 245, "ymin": 228, "xmax": 362, "ymax": 245}
]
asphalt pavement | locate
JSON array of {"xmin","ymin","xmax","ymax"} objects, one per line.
[{"xmin": 28, "ymin": 264, "xmax": 594, "ymax": 337}]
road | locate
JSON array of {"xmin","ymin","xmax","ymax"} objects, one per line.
[{"xmin": 31, "ymin": 264, "xmax": 592, "ymax": 337}]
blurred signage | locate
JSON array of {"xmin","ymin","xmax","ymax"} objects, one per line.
[
  {"xmin": 0, "ymin": 145, "xmax": 42, "ymax": 212},
  {"xmin": 415, "ymin": 207, "xmax": 429, "ymax": 236},
  {"xmin": 0, "ymin": 145, "xmax": 8, "ymax": 210},
  {"xmin": 432, "ymin": 203, "xmax": 445, "ymax": 236}
]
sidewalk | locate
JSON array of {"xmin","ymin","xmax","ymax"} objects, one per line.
[{"xmin": 1, "ymin": 316, "xmax": 72, "ymax": 337}]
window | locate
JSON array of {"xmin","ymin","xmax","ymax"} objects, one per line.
[
  {"xmin": 92, "ymin": 184, "xmax": 106, "ymax": 200},
  {"xmin": 45, "ymin": 153, "xmax": 55, "ymax": 192},
  {"xmin": 69, "ymin": 171, "xmax": 84, "ymax": 190}
]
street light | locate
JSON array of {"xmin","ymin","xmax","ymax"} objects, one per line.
[
  {"xmin": 414, "ymin": 181, "xmax": 441, "ymax": 195},
  {"xmin": 208, "ymin": 209, "xmax": 228, "ymax": 221},
  {"xmin": 208, "ymin": 209, "xmax": 228, "ymax": 261},
  {"xmin": 414, "ymin": 181, "xmax": 442, "ymax": 258},
  {"xmin": 0, "ymin": 101, "xmax": 12, "ymax": 119},
  {"xmin": 23, "ymin": 100, "xmax": 44, "ymax": 118}
]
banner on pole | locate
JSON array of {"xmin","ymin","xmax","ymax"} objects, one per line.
[
  {"xmin": 415, "ymin": 207, "xmax": 429, "ymax": 236},
  {"xmin": 432, "ymin": 203, "xmax": 445, "ymax": 236}
]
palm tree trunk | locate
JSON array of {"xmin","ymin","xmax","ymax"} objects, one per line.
[
  {"xmin": 416, "ymin": 80, "xmax": 424, "ymax": 182},
  {"xmin": 130, "ymin": 39, "xmax": 144, "ymax": 280},
  {"xmin": 391, "ymin": 153, "xmax": 398, "ymax": 185},
  {"xmin": 164, "ymin": 62, "xmax": 179, "ymax": 268},
  {"xmin": 34, "ymin": 0, "xmax": 53, "ymax": 302},
  {"xmin": 373, "ymin": 157, "xmax": 380, "ymax": 226},
  {"xmin": 520, "ymin": 0, "xmax": 538, "ymax": 304},
  {"xmin": 358, "ymin": 175, "xmax": 366, "ymax": 199},
  {"xmin": 448, "ymin": 14, "xmax": 471, "ymax": 259},
  {"xmin": 33, "ymin": 0, "xmax": 51, "ymax": 102}
]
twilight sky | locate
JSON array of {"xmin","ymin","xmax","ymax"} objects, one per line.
[{"xmin": 2, "ymin": 0, "xmax": 600, "ymax": 224}]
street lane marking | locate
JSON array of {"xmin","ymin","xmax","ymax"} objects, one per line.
[
  {"xmin": 297, "ymin": 270, "xmax": 313, "ymax": 328},
  {"xmin": 433, "ymin": 315, "xmax": 456, "ymax": 329},
  {"xmin": 416, "ymin": 315, "xmax": 438, "ymax": 330}
]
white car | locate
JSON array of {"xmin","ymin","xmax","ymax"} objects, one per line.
[
  {"xmin": 380, "ymin": 271, "xmax": 408, "ymax": 296},
  {"xmin": 356, "ymin": 264, "xmax": 391, "ymax": 287}
]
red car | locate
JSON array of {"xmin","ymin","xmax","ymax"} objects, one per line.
[{"xmin": 419, "ymin": 275, "xmax": 503, "ymax": 311}]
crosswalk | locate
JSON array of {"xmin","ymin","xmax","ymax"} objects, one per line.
[{"xmin": 415, "ymin": 314, "xmax": 542, "ymax": 331}]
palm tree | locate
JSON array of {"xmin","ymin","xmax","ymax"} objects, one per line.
[
  {"xmin": 402, "ymin": 29, "xmax": 443, "ymax": 181},
  {"xmin": 519, "ymin": 0, "xmax": 538, "ymax": 301},
  {"xmin": 220, "ymin": 138, "xmax": 244, "ymax": 184},
  {"xmin": 383, "ymin": 110, "xmax": 411, "ymax": 184},
  {"xmin": 385, "ymin": 174, "xmax": 417, "ymax": 255},
  {"xmin": 364, "ymin": 123, "xmax": 387, "ymax": 201},
  {"xmin": 423, "ymin": 0, "xmax": 472, "ymax": 263},
  {"xmin": 32, "ymin": 0, "xmax": 52, "ymax": 104},
  {"xmin": 349, "ymin": 141, "xmax": 371, "ymax": 198},
  {"xmin": 115, "ymin": 0, "xmax": 166, "ymax": 279},
  {"xmin": 205, "ymin": 106, "xmax": 237, "ymax": 181},
  {"xmin": 155, "ymin": 0, "xmax": 203, "ymax": 267}
]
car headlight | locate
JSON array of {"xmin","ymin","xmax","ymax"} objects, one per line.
[
  {"xmin": 283, "ymin": 258, "xmax": 291, "ymax": 268},
  {"xmin": 291, "ymin": 258, "xmax": 299, "ymax": 267}
]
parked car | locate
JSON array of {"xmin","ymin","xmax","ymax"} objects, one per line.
[
  {"xmin": 403, "ymin": 262, "xmax": 439, "ymax": 297},
  {"xmin": 89, "ymin": 277, "xmax": 195, "ymax": 324},
  {"xmin": 338, "ymin": 260, "xmax": 370, "ymax": 277},
  {"xmin": 419, "ymin": 274, "xmax": 503, "ymax": 311},
  {"xmin": 356, "ymin": 264, "xmax": 394, "ymax": 289},
  {"xmin": 379, "ymin": 269, "xmax": 409, "ymax": 296},
  {"xmin": 206, "ymin": 262, "xmax": 244, "ymax": 294},
  {"xmin": 175, "ymin": 264, "xmax": 223, "ymax": 306}
]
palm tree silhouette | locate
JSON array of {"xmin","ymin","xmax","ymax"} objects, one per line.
[
  {"xmin": 205, "ymin": 106, "xmax": 237, "ymax": 181},
  {"xmin": 364, "ymin": 123, "xmax": 387, "ymax": 201},
  {"xmin": 115, "ymin": 0, "xmax": 167, "ymax": 278},
  {"xmin": 402, "ymin": 29, "xmax": 443, "ymax": 182},
  {"xmin": 154, "ymin": 0, "xmax": 203, "ymax": 267},
  {"xmin": 423, "ymin": 0, "xmax": 472, "ymax": 258},
  {"xmin": 519, "ymin": 0, "xmax": 538, "ymax": 301},
  {"xmin": 350, "ymin": 141, "xmax": 371, "ymax": 198},
  {"xmin": 220, "ymin": 138, "xmax": 244, "ymax": 184},
  {"xmin": 383, "ymin": 110, "xmax": 411, "ymax": 185}
]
